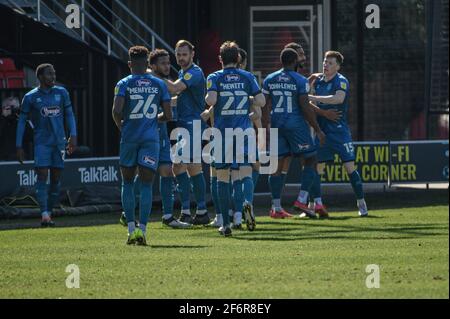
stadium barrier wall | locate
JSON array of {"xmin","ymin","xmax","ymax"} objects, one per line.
[{"xmin": 0, "ymin": 140, "xmax": 448, "ymax": 199}]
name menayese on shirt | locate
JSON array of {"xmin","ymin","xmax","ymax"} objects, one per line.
[{"xmin": 127, "ymin": 86, "xmax": 160, "ymax": 94}]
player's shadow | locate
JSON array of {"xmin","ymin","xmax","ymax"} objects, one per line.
[
  {"xmin": 149, "ymin": 244, "xmax": 210, "ymax": 249},
  {"xmin": 231, "ymin": 222, "xmax": 447, "ymax": 242}
]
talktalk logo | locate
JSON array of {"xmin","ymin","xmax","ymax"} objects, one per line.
[
  {"xmin": 40, "ymin": 106, "xmax": 61, "ymax": 117},
  {"xmin": 136, "ymin": 79, "xmax": 152, "ymax": 87},
  {"xmin": 225, "ymin": 74, "xmax": 240, "ymax": 82},
  {"xmin": 78, "ymin": 166, "xmax": 118, "ymax": 183}
]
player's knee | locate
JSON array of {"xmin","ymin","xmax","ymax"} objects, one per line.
[
  {"xmin": 35, "ymin": 169, "xmax": 48, "ymax": 181},
  {"xmin": 158, "ymin": 164, "xmax": 173, "ymax": 177},
  {"xmin": 344, "ymin": 161, "xmax": 356, "ymax": 175},
  {"xmin": 317, "ymin": 163, "xmax": 326, "ymax": 175},
  {"xmin": 282, "ymin": 157, "xmax": 291, "ymax": 171},
  {"xmin": 138, "ymin": 167, "xmax": 155, "ymax": 184},
  {"xmin": 239, "ymin": 166, "xmax": 252, "ymax": 179},
  {"xmin": 231, "ymin": 170, "xmax": 240, "ymax": 183},
  {"xmin": 303, "ymin": 156, "xmax": 317, "ymax": 168},
  {"xmin": 216, "ymin": 169, "xmax": 230, "ymax": 182},
  {"xmin": 187, "ymin": 163, "xmax": 202, "ymax": 177},
  {"xmin": 172, "ymin": 163, "xmax": 186, "ymax": 176},
  {"xmin": 120, "ymin": 167, "xmax": 136, "ymax": 183}
]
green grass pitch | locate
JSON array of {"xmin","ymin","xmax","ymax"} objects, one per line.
[{"xmin": 0, "ymin": 205, "xmax": 448, "ymax": 299}]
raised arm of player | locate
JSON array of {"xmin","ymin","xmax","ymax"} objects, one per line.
[
  {"xmin": 299, "ymin": 94, "xmax": 326, "ymax": 146},
  {"xmin": 157, "ymin": 81, "xmax": 173, "ymax": 122},
  {"xmin": 158, "ymin": 101, "xmax": 173, "ymax": 122},
  {"xmin": 164, "ymin": 78, "xmax": 187, "ymax": 95},
  {"xmin": 309, "ymin": 90, "xmax": 345, "ymax": 105},
  {"xmin": 112, "ymin": 95, "xmax": 124, "ymax": 131},
  {"xmin": 62, "ymin": 88, "xmax": 77, "ymax": 155},
  {"xmin": 310, "ymin": 101, "xmax": 341, "ymax": 122}
]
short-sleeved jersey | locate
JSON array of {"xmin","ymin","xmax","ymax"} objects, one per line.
[
  {"xmin": 262, "ymin": 69, "xmax": 310, "ymax": 129},
  {"xmin": 314, "ymin": 73, "xmax": 350, "ymax": 134},
  {"xmin": 177, "ymin": 64, "xmax": 206, "ymax": 123},
  {"xmin": 19, "ymin": 86, "xmax": 74, "ymax": 146},
  {"xmin": 207, "ymin": 67, "xmax": 261, "ymax": 131},
  {"xmin": 115, "ymin": 73, "xmax": 170, "ymax": 144}
]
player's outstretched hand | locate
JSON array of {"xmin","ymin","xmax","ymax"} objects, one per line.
[
  {"xmin": 67, "ymin": 136, "xmax": 77, "ymax": 155},
  {"xmin": 16, "ymin": 148, "xmax": 24, "ymax": 164},
  {"xmin": 317, "ymin": 130, "xmax": 326, "ymax": 147},
  {"xmin": 200, "ymin": 109, "xmax": 210, "ymax": 122},
  {"xmin": 323, "ymin": 109, "xmax": 342, "ymax": 122}
]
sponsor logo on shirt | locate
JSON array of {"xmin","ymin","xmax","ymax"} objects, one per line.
[
  {"xmin": 225, "ymin": 74, "xmax": 240, "ymax": 82},
  {"xmin": 40, "ymin": 106, "xmax": 61, "ymax": 117},
  {"xmin": 136, "ymin": 79, "xmax": 152, "ymax": 87},
  {"xmin": 277, "ymin": 75, "xmax": 290, "ymax": 82}
]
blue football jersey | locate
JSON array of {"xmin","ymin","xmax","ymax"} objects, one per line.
[
  {"xmin": 115, "ymin": 74, "xmax": 171, "ymax": 144},
  {"xmin": 17, "ymin": 86, "xmax": 76, "ymax": 147},
  {"xmin": 262, "ymin": 69, "xmax": 310, "ymax": 129},
  {"xmin": 314, "ymin": 73, "xmax": 350, "ymax": 134},
  {"xmin": 177, "ymin": 64, "xmax": 206, "ymax": 123},
  {"xmin": 207, "ymin": 67, "xmax": 261, "ymax": 131}
]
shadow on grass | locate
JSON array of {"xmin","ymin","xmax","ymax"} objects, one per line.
[
  {"xmin": 229, "ymin": 222, "xmax": 448, "ymax": 242},
  {"xmin": 149, "ymin": 244, "xmax": 210, "ymax": 249}
]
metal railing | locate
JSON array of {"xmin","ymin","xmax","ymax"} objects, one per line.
[{"xmin": 1, "ymin": 0, "xmax": 177, "ymax": 68}]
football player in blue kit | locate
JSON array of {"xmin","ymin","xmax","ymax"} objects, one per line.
[
  {"xmin": 16, "ymin": 63, "xmax": 77, "ymax": 227},
  {"xmin": 163, "ymin": 40, "xmax": 210, "ymax": 226},
  {"xmin": 207, "ymin": 47, "xmax": 261, "ymax": 229},
  {"xmin": 118, "ymin": 49, "xmax": 192, "ymax": 229},
  {"xmin": 268, "ymin": 42, "xmax": 340, "ymax": 219},
  {"xmin": 148, "ymin": 49, "xmax": 192, "ymax": 228},
  {"xmin": 308, "ymin": 51, "xmax": 368, "ymax": 217},
  {"xmin": 262, "ymin": 48, "xmax": 326, "ymax": 218},
  {"xmin": 203, "ymin": 41, "xmax": 266, "ymax": 236},
  {"xmin": 112, "ymin": 46, "xmax": 172, "ymax": 245}
]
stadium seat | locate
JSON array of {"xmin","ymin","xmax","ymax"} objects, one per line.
[
  {"xmin": 0, "ymin": 58, "xmax": 25, "ymax": 88},
  {"xmin": 3, "ymin": 71, "xmax": 25, "ymax": 88},
  {"xmin": 0, "ymin": 58, "xmax": 17, "ymax": 72},
  {"xmin": 0, "ymin": 73, "xmax": 6, "ymax": 88}
]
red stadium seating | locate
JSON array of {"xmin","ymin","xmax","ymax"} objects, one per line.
[{"xmin": 0, "ymin": 58, "xmax": 25, "ymax": 88}]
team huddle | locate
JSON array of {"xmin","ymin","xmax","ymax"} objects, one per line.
[{"xmin": 15, "ymin": 39, "xmax": 368, "ymax": 245}]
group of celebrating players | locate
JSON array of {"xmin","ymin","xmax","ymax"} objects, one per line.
[{"xmin": 15, "ymin": 38, "xmax": 369, "ymax": 245}]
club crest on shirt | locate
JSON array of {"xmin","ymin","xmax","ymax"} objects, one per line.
[
  {"xmin": 327, "ymin": 83, "xmax": 332, "ymax": 90},
  {"xmin": 142, "ymin": 155, "xmax": 156, "ymax": 166},
  {"xmin": 183, "ymin": 72, "xmax": 193, "ymax": 81},
  {"xmin": 41, "ymin": 106, "xmax": 61, "ymax": 117},
  {"xmin": 136, "ymin": 79, "xmax": 152, "ymax": 87},
  {"xmin": 225, "ymin": 74, "xmax": 240, "ymax": 82},
  {"xmin": 54, "ymin": 94, "xmax": 61, "ymax": 102}
]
